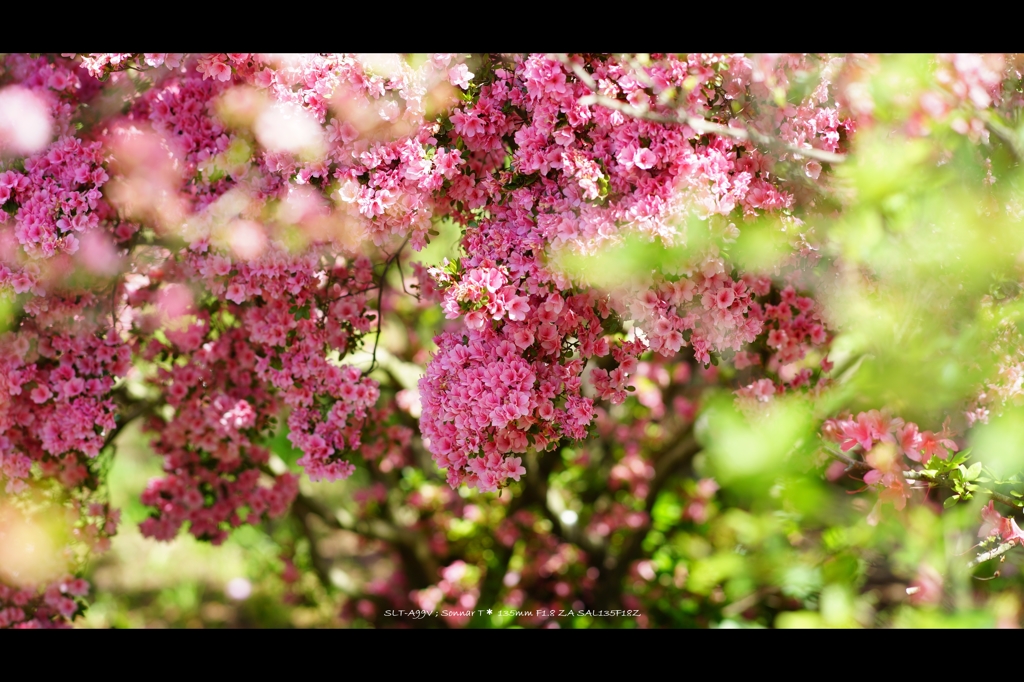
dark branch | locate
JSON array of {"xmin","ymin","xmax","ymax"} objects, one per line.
[
  {"xmin": 591, "ymin": 426, "xmax": 700, "ymax": 611},
  {"xmin": 364, "ymin": 236, "xmax": 411, "ymax": 377}
]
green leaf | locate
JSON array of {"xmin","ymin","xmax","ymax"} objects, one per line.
[
  {"xmin": 949, "ymin": 452, "xmax": 970, "ymax": 467},
  {"xmin": 943, "ymin": 495, "xmax": 960, "ymax": 509},
  {"xmin": 964, "ymin": 462, "xmax": 983, "ymax": 481}
]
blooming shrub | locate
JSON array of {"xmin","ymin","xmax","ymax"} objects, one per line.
[{"xmin": 2, "ymin": 53, "xmax": 1024, "ymax": 628}]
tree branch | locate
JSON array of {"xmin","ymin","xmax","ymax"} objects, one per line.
[
  {"xmin": 289, "ymin": 495, "xmax": 334, "ymax": 590},
  {"xmin": 102, "ymin": 400, "xmax": 154, "ymax": 450},
  {"xmin": 550, "ymin": 53, "xmax": 846, "ymax": 165},
  {"xmin": 365, "ymin": 235, "xmax": 410, "ymax": 377},
  {"xmin": 292, "ymin": 490, "xmax": 410, "ymax": 546},
  {"xmin": 968, "ymin": 540, "xmax": 1018, "ymax": 569},
  {"xmin": 468, "ymin": 444, "xmax": 566, "ymax": 627},
  {"xmin": 823, "ymin": 445, "xmax": 1021, "ymax": 509},
  {"xmin": 976, "ymin": 109, "xmax": 1024, "ymax": 164},
  {"xmin": 591, "ymin": 427, "xmax": 700, "ymax": 611},
  {"xmin": 822, "ymin": 444, "xmax": 1023, "ymax": 568}
]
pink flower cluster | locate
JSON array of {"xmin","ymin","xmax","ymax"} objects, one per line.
[
  {"xmin": 979, "ymin": 501, "xmax": 1024, "ymax": 546},
  {"xmin": 140, "ymin": 463, "xmax": 298, "ymax": 545},
  {"xmin": 74, "ymin": 53, "xmax": 184, "ymax": 79},
  {"xmin": 411, "ymin": 560, "xmax": 480, "ymax": 626},
  {"xmin": 130, "ymin": 244, "xmax": 386, "ymax": 540},
  {"xmin": 420, "ymin": 280, "xmax": 617, "ymax": 491},
  {"xmin": 414, "ymin": 54, "xmax": 850, "ymax": 490},
  {"xmin": 437, "ymin": 54, "xmax": 828, "ymax": 241},
  {"xmin": 233, "ymin": 53, "xmax": 473, "ymax": 251},
  {"xmin": 434, "ymin": 260, "xmax": 531, "ymax": 330},
  {"xmin": 0, "ymin": 55, "xmax": 130, "ymax": 294},
  {"xmin": 1, "ymin": 54, "xmax": 101, "ymax": 139},
  {"xmin": 2, "ymin": 136, "xmax": 108, "ymax": 262},
  {"xmin": 419, "ymin": 328, "xmax": 552, "ymax": 492},
  {"xmin": 620, "ymin": 258, "xmax": 764, "ymax": 365},
  {"xmin": 823, "ymin": 410, "xmax": 959, "ymax": 524},
  {"xmin": 590, "ymin": 340, "xmax": 645, "ymax": 405},
  {"xmin": 207, "ymin": 250, "xmax": 380, "ymax": 482},
  {"xmin": 136, "ymin": 327, "xmax": 299, "ymax": 543},
  {"xmin": 827, "ymin": 410, "xmax": 958, "ymax": 463},
  {"xmin": 758, "ymin": 284, "xmax": 829, "ymax": 375},
  {"xmin": 141, "ymin": 70, "xmax": 235, "ymax": 210},
  {"xmin": 0, "ymin": 295, "xmax": 128, "ymax": 494},
  {"xmin": 0, "ymin": 576, "xmax": 88, "ymax": 628}
]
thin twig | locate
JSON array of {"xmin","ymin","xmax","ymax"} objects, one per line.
[
  {"xmin": 335, "ymin": 284, "xmax": 380, "ymax": 300},
  {"xmin": 968, "ymin": 541, "xmax": 1017, "ymax": 569},
  {"xmin": 395, "ymin": 255, "xmax": 417, "ymax": 301},
  {"xmin": 365, "ymin": 236, "xmax": 410, "ymax": 376}
]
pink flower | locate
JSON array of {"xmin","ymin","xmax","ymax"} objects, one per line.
[
  {"xmin": 465, "ymin": 310, "xmax": 487, "ymax": 330},
  {"xmin": 633, "ymin": 147, "xmax": 658, "ymax": 170},
  {"xmin": 505, "ymin": 295, "xmax": 530, "ymax": 322},
  {"xmin": 63, "ymin": 377, "xmax": 85, "ymax": 398},
  {"xmin": 839, "ymin": 411, "xmax": 893, "ymax": 452},
  {"xmin": 896, "ymin": 423, "xmax": 924, "ymax": 461},
  {"xmin": 448, "ymin": 64, "xmax": 474, "ymax": 91},
  {"xmin": 715, "ymin": 288, "xmax": 735, "ymax": 309},
  {"xmin": 979, "ymin": 501, "xmax": 1024, "ymax": 545},
  {"xmin": 206, "ymin": 62, "xmax": 232, "ymax": 82},
  {"xmin": 65, "ymin": 578, "xmax": 90, "ymax": 597},
  {"xmin": 907, "ymin": 564, "xmax": 943, "ymax": 606},
  {"xmin": 225, "ymin": 282, "xmax": 247, "ymax": 305},
  {"xmin": 30, "ymin": 385, "xmax": 52, "ymax": 404},
  {"xmin": 502, "ymin": 456, "xmax": 526, "ymax": 481}
]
